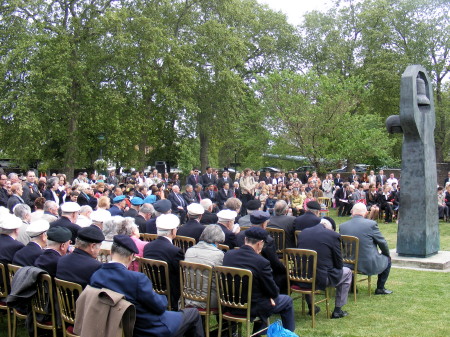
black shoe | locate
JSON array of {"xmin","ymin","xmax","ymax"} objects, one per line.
[
  {"xmin": 375, "ymin": 288, "xmax": 393, "ymax": 295},
  {"xmin": 308, "ymin": 305, "xmax": 320, "ymax": 316},
  {"xmin": 331, "ymin": 309, "xmax": 348, "ymax": 319}
]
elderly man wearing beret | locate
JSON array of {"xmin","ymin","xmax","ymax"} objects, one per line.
[
  {"xmin": 91, "ymin": 235, "xmax": 204, "ymax": 337},
  {"xmin": 0, "ymin": 211, "xmax": 25, "ymax": 266},
  {"xmin": 109, "ymin": 195, "xmax": 127, "ymax": 216},
  {"xmin": 143, "ymin": 199, "xmax": 171, "ymax": 234},
  {"xmin": 216, "ymin": 209, "xmax": 240, "ymax": 249},
  {"xmin": 56, "ymin": 226, "xmax": 105, "ymax": 288},
  {"xmin": 223, "ymin": 227, "xmax": 295, "ymax": 333},
  {"xmin": 293, "ymin": 200, "xmax": 322, "ymax": 232},
  {"xmin": 12, "ymin": 219, "xmax": 49, "ymax": 266},
  {"xmin": 176, "ymin": 203, "xmax": 206, "ymax": 243},
  {"xmin": 50, "ymin": 201, "xmax": 82, "ymax": 244}
]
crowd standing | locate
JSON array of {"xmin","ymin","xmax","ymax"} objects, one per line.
[{"xmin": 1, "ymin": 166, "xmax": 448, "ymax": 336}]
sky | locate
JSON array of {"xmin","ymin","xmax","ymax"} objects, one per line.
[{"xmin": 257, "ymin": 0, "xmax": 334, "ymax": 26}]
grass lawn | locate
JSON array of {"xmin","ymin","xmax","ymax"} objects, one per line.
[{"xmin": 1, "ymin": 210, "xmax": 449, "ymax": 337}]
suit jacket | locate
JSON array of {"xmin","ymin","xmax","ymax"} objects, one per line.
[
  {"xmin": 77, "ymin": 192, "xmax": 97, "ymax": 209},
  {"xmin": 294, "ymin": 211, "xmax": 321, "ymax": 231},
  {"xmin": 144, "ymin": 218, "xmax": 157, "ymax": 234},
  {"xmin": 339, "ymin": 215, "xmax": 390, "ymax": 275},
  {"xmin": 217, "ymin": 223, "xmax": 237, "ymax": 249},
  {"xmin": 56, "ymin": 248, "xmax": 102, "ymax": 288},
  {"xmin": 334, "ymin": 178, "xmax": 343, "ymax": 189},
  {"xmin": 200, "ymin": 211, "xmax": 218, "ymax": 225},
  {"xmin": 217, "ymin": 189, "xmax": 233, "ymax": 209},
  {"xmin": 21, "ymin": 182, "xmax": 41, "ymax": 211},
  {"xmin": 182, "ymin": 191, "xmax": 196, "ymax": 205},
  {"xmin": 268, "ymin": 215, "xmax": 296, "ymax": 248},
  {"xmin": 7, "ymin": 195, "xmax": 23, "ymax": 213},
  {"xmin": 204, "ymin": 190, "xmax": 218, "ymax": 204},
  {"xmin": 123, "ymin": 208, "xmax": 139, "ymax": 218},
  {"xmin": 217, "ymin": 177, "xmax": 233, "ymax": 189},
  {"xmin": 0, "ymin": 187, "xmax": 9, "ymax": 207},
  {"xmin": 376, "ymin": 175, "xmax": 386, "ymax": 186},
  {"xmin": 12, "ymin": 241, "xmax": 43, "ymax": 266},
  {"xmin": 194, "ymin": 190, "xmax": 207, "ymax": 203},
  {"xmin": 187, "ymin": 175, "xmax": 202, "ymax": 187},
  {"xmin": 202, "ymin": 173, "xmax": 218, "ymax": 188},
  {"xmin": 108, "ymin": 205, "xmax": 124, "ymax": 216},
  {"xmin": 348, "ymin": 174, "xmax": 359, "ymax": 183},
  {"xmin": 143, "ymin": 237, "xmax": 184, "ymax": 310},
  {"xmin": 50, "ymin": 216, "xmax": 81, "ymax": 244},
  {"xmin": 297, "ymin": 224, "xmax": 343, "ymax": 290},
  {"xmin": 34, "ymin": 249, "xmax": 62, "ymax": 277},
  {"xmin": 43, "ymin": 189, "xmax": 58, "ymax": 202},
  {"xmin": 335, "ymin": 187, "xmax": 349, "ymax": 205},
  {"xmin": 223, "ymin": 245, "xmax": 279, "ymax": 319},
  {"xmin": 168, "ymin": 192, "xmax": 187, "ymax": 212},
  {"xmin": 0, "ymin": 234, "xmax": 25, "ymax": 265},
  {"xmin": 176, "ymin": 219, "xmax": 205, "ymax": 243},
  {"xmin": 90, "ymin": 263, "xmax": 182, "ymax": 337},
  {"xmin": 134, "ymin": 214, "xmax": 149, "ymax": 234}
]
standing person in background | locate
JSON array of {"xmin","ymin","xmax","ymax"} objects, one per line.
[
  {"xmin": 22, "ymin": 170, "xmax": 42, "ymax": 212},
  {"xmin": 322, "ymin": 174, "xmax": 334, "ymax": 199},
  {"xmin": 239, "ymin": 168, "xmax": 258, "ymax": 216}
]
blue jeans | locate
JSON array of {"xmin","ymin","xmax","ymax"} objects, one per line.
[{"xmin": 254, "ymin": 295, "xmax": 295, "ymax": 333}]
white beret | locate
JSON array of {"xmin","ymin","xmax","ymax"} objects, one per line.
[
  {"xmin": 187, "ymin": 203, "xmax": 205, "ymax": 216},
  {"xmin": 156, "ymin": 214, "xmax": 180, "ymax": 230},
  {"xmin": 91, "ymin": 209, "xmax": 112, "ymax": 223},
  {"xmin": 61, "ymin": 202, "xmax": 81, "ymax": 213},
  {"xmin": 0, "ymin": 213, "xmax": 23, "ymax": 230},
  {"xmin": 26, "ymin": 219, "xmax": 50, "ymax": 237},
  {"xmin": 217, "ymin": 210, "xmax": 237, "ymax": 222}
]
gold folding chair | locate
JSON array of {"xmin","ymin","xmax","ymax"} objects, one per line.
[
  {"xmin": 266, "ymin": 227, "xmax": 286, "ymax": 261},
  {"xmin": 217, "ymin": 244, "xmax": 229, "ymax": 253},
  {"xmin": 340, "ymin": 235, "xmax": 371, "ymax": 300},
  {"xmin": 317, "ymin": 197, "xmax": 331, "ymax": 209},
  {"xmin": 31, "ymin": 273, "xmax": 57, "ymax": 337},
  {"xmin": 138, "ymin": 257, "xmax": 171, "ymax": 309},
  {"xmin": 294, "ymin": 230, "xmax": 301, "ymax": 247},
  {"xmin": 173, "ymin": 236, "xmax": 196, "ymax": 253},
  {"xmin": 0, "ymin": 263, "xmax": 11, "ymax": 337},
  {"xmin": 7, "ymin": 264, "xmax": 27, "ymax": 337},
  {"xmin": 55, "ymin": 278, "xmax": 83, "ymax": 337},
  {"xmin": 180, "ymin": 261, "xmax": 217, "ymax": 337},
  {"xmin": 215, "ymin": 266, "xmax": 267, "ymax": 337},
  {"xmin": 285, "ymin": 249, "xmax": 330, "ymax": 328},
  {"xmin": 140, "ymin": 233, "xmax": 157, "ymax": 242},
  {"xmin": 240, "ymin": 226, "xmax": 250, "ymax": 231},
  {"xmin": 96, "ymin": 249, "xmax": 111, "ymax": 263}
]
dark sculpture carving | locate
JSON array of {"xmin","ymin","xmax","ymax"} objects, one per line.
[{"xmin": 386, "ymin": 65, "xmax": 440, "ymax": 257}]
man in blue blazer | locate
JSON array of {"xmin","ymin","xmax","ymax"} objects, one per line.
[
  {"xmin": 91, "ymin": 235, "xmax": 203, "ymax": 337},
  {"xmin": 294, "ymin": 200, "xmax": 322, "ymax": 231},
  {"xmin": 176, "ymin": 203, "xmax": 206, "ymax": 243},
  {"xmin": 143, "ymin": 214, "xmax": 184, "ymax": 310},
  {"xmin": 12, "ymin": 219, "xmax": 48, "ymax": 266}
]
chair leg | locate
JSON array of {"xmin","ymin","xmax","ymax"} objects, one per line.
[
  {"xmin": 353, "ymin": 272, "xmax": 357, "ymax": 303},
  {"xmin": 204, "ymin": 314, "xmax": 209, "ymax": 337},
  {"xmin": 12, "ymin": 311, "xmax": 17, "ymax": 337},
  {"xmin": 311, "ymin": 293, "xmax": 315, "ymax": 328},
  {"xmin": 368, "ymin": 276, "xmax": 372, "ymax": 296},
  {"xmin": 301, "ymin": 294, "xmax": 306, "ymax": 315},
  {"xmin": 325, "ymin": 288, "xmax": 330, "ymax": 319}
]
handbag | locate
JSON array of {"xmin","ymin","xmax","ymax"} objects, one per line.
[{"xmin": 267, "ymin": 320, "xmax": 299, "ymax": 337}]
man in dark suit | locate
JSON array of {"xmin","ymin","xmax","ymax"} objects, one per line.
[
  {"xmin": 376, "ymin": 170, "xmax": 387, "ymax": 187},
  {"xmin": 216, "ymin": 209, "xmax": 239, "ymax": 249},
  {"xmin": 294, "ymin": 201, "xmax": 322, "ymax": 231},
  {"xmin": 182, "ymin": 184, "xmax": 196, "ymax": 205},
  {"xmin": 123, "ymin": 197, "xmax": 143, "ymax": 218},
  {"xmin": 444, "ymin": 171, "xmax": 450, "ymax": 187},
  {"xmin": 134, "ymin": 203, "xmax": 153, "ymax": 234},
  {"xmin": 168, "ymin": 185, "xmax": 187, "ymax": 224},
  {"xmin": 199, "ymin": 199, "xmax": 218, "ymax": 225},
  {"xmin": 268, "ymin": 200, "xmax": 296, "ymax": 249},
  {"xmin": 260, "ymin": 171, "xmax": 272, "ymax": 185},
  {"xmin": 202, "ymin": 167, "xmax": 218, "ymax": 189},
  {"xmin": 204, "ymin": 184, "xmax": 218, "ymax": 205},
  {"xmin": 339, "ymin": 203, "xmax": 392, "ymax": 295},
  {"xmin": 193, "ymin": 183, "xmax": 206, "ymax": 203},
  {"xmin": 108, "ymin": 195, "xmax": 126, "ymax": 216},
  {"xmin": 0, "ymin": 173, "xmax": 9, "ymax": 207},
  {"xmin": 297, "ymin": 221, "xmax": 352, "ymax": 318},
  {"xmin": 21, "ymin": 170, "xmax": 41, "ymax": 212},
  {"xmin": 91, "ymin": 235, "xmax": 203, "ymax": 337},
  {"xmin": 335, "ymin": 183, "xmax": 352, "ymax": 217},
  {"xmin": 348, "ymin": 169, "xmax": 359, "ymax": 183},
  {"xmin": 217, "ymin": 182, "xmax": 233, "ymax": 210},
  {"xmin": 217, "ymin": 170, "xmax": 233, "ymax": 189},
  {"xmin": 334, "ymin": 173, "xmax": 344, "ymax": 189},
  {"xmin": 301, "ymin": 170, "xmax": 311, "ymax": 184},
  {"xmin": 144, "ymin": 199, "xmax": 171, "ymax": 234},
  {"xmin": 224, "ymin": 227, "xmax": 295, "ymax": 332},
  {"xmin": 177, "ymin": 203, "xmax": 206, "ymax": 243},
  {"xmin": 0, "ymin": 213, "xmax": 25, "ymax": 265},
  {"xmin": 143, "ymin": 214, "xmax": 185, "ymax": 310},
  {"xmin": 56, "ymin": 226, "xmax": 104, "ymax": 288},
  {"xmin": 34, "ymin": 226, "xmax": 71, "ymax": 277},
  {"xmin": 12, "ymin": 219, "xmax": 48, "ymax": 266},
  {"xmin": 187, "ymin": 168, "xmax": 202, "ymax": 187},
  {"xmin": 236, "ymin": 211, "xmax": 287, "ymax": 294},
  {"xmin": 50, "ymin": 202, "xmax": 81, "ymax": 244}
]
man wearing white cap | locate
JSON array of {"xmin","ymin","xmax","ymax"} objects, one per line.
[
  {"xmin": 176, "ymin": 203, "xmax": 206, "ymax": 243},
  {"xmin": 12, "ymin": 219, "xmax": 49, "ymax": 266},
  {"xmin": 76, "ymin": 205, "xmax": 93, "ymax": 227},
  {"xmin": 0, "ymin": 211, "xmax": 25, "ymax": 266},
  {"xmin": 90, "ymin": 209, "xmax": 112, "ymax": 230},
  {"xmin": 50, "ymin": 201, "xmax": 82, "ymax": 244},
  {"xmin": 143, "ymin": 214, "xmax": 184, "ymax": 310},
  {"xmin": 216, "ymin": 209, "xmax": 239, "ymax": 249}
]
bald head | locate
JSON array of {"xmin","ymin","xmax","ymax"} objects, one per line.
[{"xmin": 351, "ymin": 203, "xmax": 367, "ymax": 217}]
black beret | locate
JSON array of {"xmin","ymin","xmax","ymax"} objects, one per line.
[
  {"xmin": 77, "ymin": 226, "xmax": 105, "ymax": 243},
  {"xmin": 245, "ymin": 227, "xmax": 268, "ymax": 242},
  {"xmin": 113, "ymin": 235, "xmax": 139, "ymax": 254},
  {"xmin": 323, "ymin": 216, "xmax": 337, "ymax": 231},
  {"xmin": 154, "ymin": 199, "xmax": 172, "ymax": 213},
  {"xmin": 47, "ymin": 226, "xmax": 72, "ymax": 243},
  {"xmin": 250, "ymin": 211, "xmax": 271, "ymax": 225},
  {"xmin": 307, "ymin": 200, "xmax": 321, "ymax": 211},
  {"xmin": 247, "ymin": 199, "xmax": 261, "ymax": 211}
]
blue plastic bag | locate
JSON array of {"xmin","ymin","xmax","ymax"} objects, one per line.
[{"xmin": 267, "ymin": 320, "xmax": 299, "ymax": 337}]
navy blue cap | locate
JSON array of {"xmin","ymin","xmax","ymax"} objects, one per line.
[
  {"xmin": 245, "ymin": 227, "xmax": 268, "ymax": 242},
  {"xmin": 47, "ymin": 226, "xmax": 72, "ymax": 243},
  {"xmin": 113, "ymin": 195, "xmax": 126, "ymax": 203},
  {"xmin": 250, "ymin": 211, "xmax": 270, "ymax": 225},
  {"xmin": 247, "ymin": 199, "xmax": 261, "ymax": 211},
  {"xmin": 77, "ymin": 226, "xmax": 105, "ymax": 243},
  {"xmin": 154, "ymin": 199, "xmax": 171, "ymax": 213},
  {"xmin": 113, "ymin": 235, "xmax": 139, "ymax": 254},
  {"xmin": 307, "ymin": 200, "xmax": 321, "ymax": 210},
  {"xmin": 131, "ymin": 197, "xmax": 144, "ymax": 206}
]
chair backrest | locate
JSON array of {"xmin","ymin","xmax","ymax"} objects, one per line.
[
  {"xmin": 217, "ymin": 244, "xmax": 229, "ymax": 253},
  {"xmin": 240, "ymin": 226, "xmax": 250, "ymax": 231},
  {"xmin": 214, "ymin": 266, "xmax": 253, "ymax": 320},
  {"xmin": 7, "ymin": 264, "xmax": 21, "ymax": 284},
  {"xmin": 0, "ymin": 263, "xmax": 8, "ymax": 298},
  {"xmin": 140, "ymin": 233, "xmax": 157, "ymax": 242},
  {"xmin": 97, "ymin": 249, "xmax": 112, "ymax": 263},
  {"xmin": 32, "ymin": 273, "xmax": 56, "ymax": 327},
  {"xmin": 340, "ymin": 235, "xmax": 359, "ymax": 274},
  {"xmin": 55, "ymin": 278, "xmax": 83, "ymax": 327},
  {"xmin": 266, "ymin": 227, "xmax": 286, "ymax": 255},
  {"xmin": 285, "ymin": 248, "xmax": 317, "ymax": 292},
  {"xmin": 173, "ymin": 236, "xmax": 196, "ymax": 253},
  {"xmin": 179, "ymin": 261, "xmax": 213, "ymax": 310},
  {"xmin": 138, "ymin": 257, "xmax": 171, "ymax": 309},
  {"xmin": 317, "ymin": 197, "xmax": 331, "ymax": 208}
]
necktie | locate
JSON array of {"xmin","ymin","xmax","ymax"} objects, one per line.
[
  {"xmin": 210, "ymin": 191, "xmax": 213, "ymax": 198},
  {"xmin": 177, "ymin": 194, "xmax": 184, "ymax": 206}
]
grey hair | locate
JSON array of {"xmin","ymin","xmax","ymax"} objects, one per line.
[
  {"xmin": 79, "ymin": 205, "xmax": 92, "ymax": 215},
  {"xmin": 185, "ymin": 184, "xmax": 193, "ymax": 190},
  {"xmin": 13, "ymin": 204, "xmax": 31, "ymax": 220},
  {"xmin": 75, "ymin": 238, "xmax": 99, "ymax": 249},
  {"xmin": 157, "ymin": 229, "xmax": 172, "ymax": 237},
  {"xmin": 0, "ymin": 228, "xmax": 15, "ymax": 235},
  {"xmin": 47, "ymin": 239, "xmax": 63, "ymax": 247},
  {"xmin": 44, "ymin": 201, "xmax": 58, "ymax": 212},
  {"xmin": 116, "ymin": 217, "xmax": 137, "ymax": 236},
  {"xmin": 274, "ymin": 200, "xmax": 288, "ymax": 216},
  {"xmin": 102, "ymin": 217, "xmax": 119, "ymax": 240},
  {"xmin": 200, "ymin": 199, "xmax": 212, "ymax": 210},
  {"xmin": 46, "ymin": 177, "xmax": 59, "ymax": 189},
  {"xmin": 111, "ymin": 242, "xmax": 133, "ymax": 257},
  {"xmin": 140, "ymin": 203, "xmax": 154, "ymax": 214},
  {"xmin": 199, "ymin": 225, "xmax": 225, "ymax": 244},
  {"xmin": 224, "ymin": 198, "xmax": 242, "ymax": 212}
]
